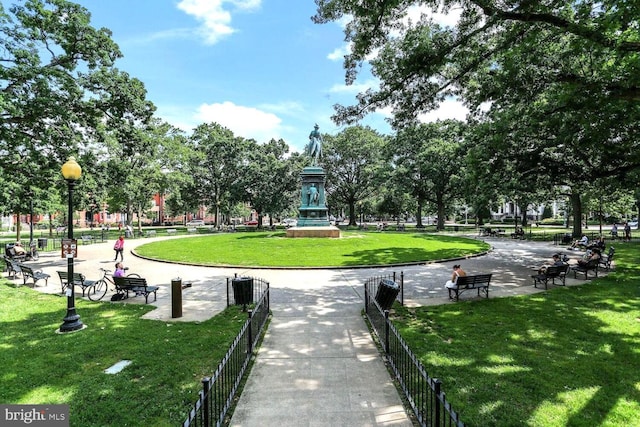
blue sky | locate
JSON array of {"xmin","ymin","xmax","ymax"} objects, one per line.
[{"xmin": 18, "ymin": 0, "xmax": 467, "ymax": 153}]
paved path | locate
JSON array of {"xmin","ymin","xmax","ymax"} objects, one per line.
[{"xmin": 19, "ymin": 235, "xmax": 593, "ymax": 426}]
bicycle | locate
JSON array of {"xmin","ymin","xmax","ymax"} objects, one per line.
[
  {"xmin": 88, "ymin": 267, "xmax": 133, "ymax": 301},
  {"xmin": 87, "ymin": 268, "xmax": 114, "ymax": 301},
  {"xmin": 27, "ymin": 240, "xmax": 39, "ymax": 261}
]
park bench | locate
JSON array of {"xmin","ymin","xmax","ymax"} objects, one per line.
[
  {"xmin": 571, "ymin": 258, "xmax": 599, "ymax": 279},
  {"xmin": 57, "ymin": 271, "xmax": 97, "ymax": 297},
  {"xmin": 187, "ymin": 227, "xmax": 198, "ymax": 234},
  {"xmin": 511, "ymin": 230, "xmax": 525, "ymax": 239},
  {"xmin": 446, "ymin": 274, "xmax": 492, "ymax": 301},
  {"xmin": 531, "ymin": 264, "xmax": 570, "ymax": 289},
  {"xmin": 18, "ymin": 264, "xmax": 50, "ymax": 287},
  {"xmin": 166, "ymin": 228, "xmax": 177, "ymax": 235},
  {"xmin": 4, "ymin": 244, "xmax": 26, "ymax": 262},
  {"xmin": 3, "ymin": 256, "xmax": 22, "ymax": 279},
  {"xmin": 81, "ymin": 235, "xmax": 94, "ymax": 245},
  {"xmin": 145, "ymin": 230, "xmax": 157, "ymax": 238},
  {"xmin": 599, "ymin": 247, "xmax": 615, "ymax": 271},
  {"xmin": 113, "ymin": 276, "xmax": 159, "ymax": 303}
]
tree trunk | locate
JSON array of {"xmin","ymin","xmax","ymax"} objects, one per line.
[
  {"xmin": 436, "ymin": 195, "xmax": 445, "ymax": 230},
  {"xmin": 349, "ymin": 202, "xmax": 357, "ymax": 226},
  {"xmin": 416, "ymin": 202, "xmax": 424, "ymax": 227},
  {"xmin": 571, "ymin": 192, "xmax": 583, "ymax": 237}
]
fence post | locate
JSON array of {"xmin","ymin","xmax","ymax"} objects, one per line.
[
  {"xmin": 434, "ymin": 378, "xmax": 442, "ymax": 426},
  {"xmin": 384, "ymin": 310, "xmax": 390, "ymax": 354},
  {"xmin": 364, "ymin": 282, "xmax": 369, "ymax": 315},
  {"xmin": 247, "ymin": 309, "xmax": 253, "ymax": 354},
  {"xmin": 201, "ymin": 377, "xmax": 211, "ymax": 427},
  {"xmin": 400, "ymin": 271, "xmax": 404, "ymax": 306}
]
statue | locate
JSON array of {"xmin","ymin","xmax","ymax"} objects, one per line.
[
  {"xmin": 308, "ymin": 184, "xmax": 319, "ymax": 205},
  {"xmin": 306, "ymin": 124, "xmax": 323, "ymax": 165}
]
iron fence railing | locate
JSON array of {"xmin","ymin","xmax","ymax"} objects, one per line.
[
  {"xmin": 182, "ymin": 277, "xmax": 270, "ymax": 427},
  {"xmin": 364, "ymin": 273, "xmax": 465, "ymax": 427}
]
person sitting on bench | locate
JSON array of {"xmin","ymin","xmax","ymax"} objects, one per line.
[
  {"xmin": 113, "ymin": 262, "xmax": 127, "ymax": 278},
  {"xmin": 538, "ymin": 254, "xmax": 566, "ymax": 274},
  {"xmin": 578, "ymin": 248, "xmax": 601, "ymax": 267},
  {"xmin": 571, "ymin": 235, "xmax": 589, "ymax": 249},
  {"xmin": 444, "ymin": 264, "xmax": 466, "ymax": 289}
]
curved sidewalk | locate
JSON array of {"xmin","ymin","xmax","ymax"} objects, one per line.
[{"xmin": 22, "ymin": 235, "xmax": 593, "ymax": 426}]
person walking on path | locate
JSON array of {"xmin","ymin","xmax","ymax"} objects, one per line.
[
  {"xmin": 113, "ymin": 235, "xmax": 125, "ymax": 261},
  {"xmin": 624, "ymin": 222, "xmax": 632, "ymax": 242}
]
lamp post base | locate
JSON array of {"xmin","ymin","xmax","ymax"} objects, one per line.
[{"xmin": 59, "ymin": 310, "xmax": 83, "ymax": 333}]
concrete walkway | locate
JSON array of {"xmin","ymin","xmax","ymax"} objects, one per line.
[{"xmin": 17, "ymin": 235, "xmax": 594, "ymax": 426}]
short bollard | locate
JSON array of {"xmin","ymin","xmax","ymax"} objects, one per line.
[{"xmin": 171, "ymin": 278, "xmax": 182, "ymax": 318}]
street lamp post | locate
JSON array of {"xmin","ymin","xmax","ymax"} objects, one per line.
[
  {"xmin": 29, "ymin": 195, "xmax": 34, "ymax": 247},
  {"xmin": 59, "ymin": 157, "xmax": 83, "ymax": 333}
]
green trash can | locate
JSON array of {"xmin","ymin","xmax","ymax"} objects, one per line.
[
  {"xmin": 375, "ymin": 279, "xmax": 399, "ymax": 310},
  {"xmin": 232, "ymin": 277, "xmax": 253, "ymax": 306}
]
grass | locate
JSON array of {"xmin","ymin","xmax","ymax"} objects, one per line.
[
  {"xmin": 134, "ymin": 231, "xmax": 490, "ymax": 267},
  {"xmin": 4, "ymin": 234, "xmax": 637, "ymax": 426},
  {"xmin": 391, "ymin": 243, "xmax": 640, "ymax": 427},
  {"xmin": 0, "ymin": 286, "xmax": 248, "ymax": 426}
]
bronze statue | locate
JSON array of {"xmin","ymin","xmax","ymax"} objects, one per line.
[{"xmin": 306, "ymin": 124, "xmax": 322, "ymax": 165}]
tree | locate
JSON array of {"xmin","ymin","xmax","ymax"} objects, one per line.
[
  {"xmin": 100, "ymin": 119, "xmax": 176, "ymax": 232},
  {"xmin": 189, "ymin": 123, "xmax": 248, "ymax": 228},
  {"xmin": 0, "ymin": 0, "xmax": 154, "ymax": 235},
  {"xmin": 240, "ymin": 139, "xmax": 301, "ymax": 227},
  {"xmin": 313, "ymin": 0, "xmax": 639, "ymax": 127},
  {"xmin": 392, "ymin": 120, "xmax": 467, "ymax": 230},
  {"xmin": 314, "ymin": 1, "xmax": 640, "ymax": 236},
  {"xmin": 322, "ymin": 125, "xmax": 387, "ymax": 226}
]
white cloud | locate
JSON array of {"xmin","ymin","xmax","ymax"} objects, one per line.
[
  {"xmin": 328, "ymin": 78, "xmax": 378, "ymax": 95},
  {"xmin": 327, "ymin": 43, "xmax": 350, "ymax": 61},
  {"xmin": 195, "ymin": 101, "xmax": 282, "ymax": 142},
  {"xmin": 176, "ymin": 0, "xmax": 261, "ymax": 44},
  {"xmin": 417, "ymin": 98, "xmax": 469, "ymax": 123}
]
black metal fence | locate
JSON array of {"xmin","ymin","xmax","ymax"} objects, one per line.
[
  {"xmin": 182, "ymin": 276, "xmax": 270, "ymax": 427},
  {"xmin": 364, "ymin": 273, "xmax": 465, "ymax": 427}
]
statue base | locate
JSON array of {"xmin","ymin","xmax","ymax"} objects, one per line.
[{"xmin": 286, "ymin": 226, "xmax": 341, "ymax": 238}]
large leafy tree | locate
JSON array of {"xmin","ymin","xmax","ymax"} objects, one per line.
[
  {"xmin": 313, "ymin": 0, "xmax": 639, "ymax": 126},
  {"xmin": 314, "ymin": 1, "xmax": 640, "ymax": 236},
  {"xmin": 189, "ymin": 123, "xmax": 249, "ymax": 228},
  {"xmin": 393, "ymin": 120, "xmax": 467, "ymax": 230},
  {"xmin": 100, "ymin": 119, "xmax": 173, "ymax": 232},
  {"xmin": 322, "ymin": 125, "xmax": 387, "ymax": 226},
  {"xmin": 240, "ymin": 138, "xmax": 302, "ymax": 227},
  {"xmin": 0, "ymin": 0, "xmax": 154, "ymax": 233}
]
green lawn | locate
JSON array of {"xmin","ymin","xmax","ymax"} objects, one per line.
[
  {"xmin": 4, "ymin": 236, "xmax": 638, "ymax": 426},
  {"xmin": 134, "ymin": 231, "xmax": 490, "ymax": 267},
  {"xmin": 391, "ymin": 243, "xmax": 640, "ymax": 426},
  {"xmin": 0, "ymin": 287, "xmax": 247, "ymax": 426}
]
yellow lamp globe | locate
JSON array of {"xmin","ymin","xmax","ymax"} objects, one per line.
[{"xmin": 61, "ymin": 157, "xmax": 82, "ymax": 181}]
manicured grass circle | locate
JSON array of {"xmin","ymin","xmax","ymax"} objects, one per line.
[{"xmin": 134, "ymin": 231, "xmax": 490, "ymax": 267}]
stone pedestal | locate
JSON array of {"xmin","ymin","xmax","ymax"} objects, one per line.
[
  {"xmin": 287, "ymin": 166, "xmax": 340, "ymax": 238},
  {"xmin": 297, "ymin": 166, "xmax": 330, "ymax": 227},
  {"xmin": 286, "ymin": 225, "xmax": 341, "ymax": 238}
]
